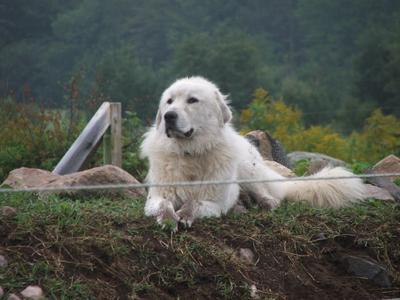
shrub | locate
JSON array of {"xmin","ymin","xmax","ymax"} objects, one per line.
[
  {"xmin": 122, "ymin": 111, "xmax": 148, "ymax": 181},
  {"xmin": 0, "ymin": 97, "xmax": 82, "ymax": 181},
  {"xmin": 351, "ymin": 109, "xmax": 400, "ymax": 162},
  {"xmin": 240, "ymin": 88, "xmax": 400, "ymax": 163}
]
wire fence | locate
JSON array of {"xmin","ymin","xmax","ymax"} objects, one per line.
[{"xmin": 0, "ymin": 172, "xmax": 399, "ymax": 194}]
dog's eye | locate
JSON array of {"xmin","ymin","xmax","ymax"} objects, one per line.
[
  {"xmin": 166, "ymin": 98, "xmax": 173, "ymax": 104},
  {"xmin": 187, "ymin": 97, "xmax": 199, "ymax": 104}
]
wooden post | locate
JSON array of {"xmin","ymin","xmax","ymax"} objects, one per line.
[
  {"xmin": 110, "ymin": 102, "xmax": 122, "ymax": 167},
  {"xmin": 103, "ymin": 128, "xmax": 111, "ymax": 164}
]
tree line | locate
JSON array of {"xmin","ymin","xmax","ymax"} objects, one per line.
[{"xmin": 1, "ymin": 0, "xmax": 399, "ymax": 131}]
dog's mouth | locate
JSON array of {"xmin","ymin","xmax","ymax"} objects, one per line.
[
  {"xmin": 184, "ymin": 128, "xmax": 194, "ymax": 137},
  {"xmin": 166, "ymin": 127, "xmax": 194, "ymax": 139}
]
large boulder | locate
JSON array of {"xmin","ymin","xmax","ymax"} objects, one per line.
[
  {"xmin": 2, "ymin": 165, "xmax": 145, "ymax": 198},
  {"xmin": 244, "ymin": 130, "xmax": 291, "ymax": 168},
  {"xmin": 2, "ymin": 168, "xmax": 60, "ymax": 189},
  {"xmin": 288, "ymin": 151, "xmax": 345, "ymax": 167},
  {"xmin": 371, "ymin": 154, "xmax": 400, "ymax": 182}
]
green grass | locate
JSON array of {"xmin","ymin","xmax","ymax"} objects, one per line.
[{"xmin": 1, "ymin": 192, "xmax": 399, "ymax": 299}]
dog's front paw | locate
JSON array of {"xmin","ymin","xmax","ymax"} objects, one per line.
[
  {"xmin": 255, "ymin": 196, "xmax": 280, "ymax": 210},
  {"xmin": 156, "ymin": 207, "xmax": 179, "ymax": 232},
  {"xmin": 176, "ymin": 204, "xmax": 196, "ymax": 228}
]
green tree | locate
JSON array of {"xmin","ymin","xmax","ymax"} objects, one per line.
[
  {"xmin": 172, "ymin": 30, "xmax": 262, "ymax": 108},
  {"xmin": 354, "ymin": 22, "xmax": 400, "ymax": 117}
]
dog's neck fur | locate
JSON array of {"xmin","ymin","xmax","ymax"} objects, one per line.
[{"xmin": 142, "ymin": 123, "xmax": 237, "ymax": 160}]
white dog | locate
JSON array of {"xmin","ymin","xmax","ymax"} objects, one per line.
[{"xmin": 141, "ymin": 77, "xmax": 366, "ymax": 229}]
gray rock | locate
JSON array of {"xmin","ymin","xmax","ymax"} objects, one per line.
[
  {"xmin": 0, "ymin": 255, "xmax": 8, "ymax": 268},
  {"xmin": 341, "ymin": 255, "xmax": 392, "ymax": 288},
  {"xmin": 0, "ymin": 286, "xmax": 3, "ymax": 297},
  {"xmin": 288, "ymin": 151, "xmax": 345, "ymax": 167},
  {"xmin": 20, "ymin": 285, "xmax": 44, "ymax": 300}
]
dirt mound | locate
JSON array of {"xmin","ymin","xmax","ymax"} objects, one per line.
[{"xmin": 0, "ymin": 195, "xmax": 399, "ymax": 299}]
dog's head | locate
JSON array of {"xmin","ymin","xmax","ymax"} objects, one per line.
[{"xmin": 155, "ymin": 77, "xmax": 232, "ymax": 140}]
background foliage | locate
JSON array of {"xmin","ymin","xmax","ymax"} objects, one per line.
[
  {"xmin": 1, "ymin": 0, "xmax": 400, "ymax": 128},
  {"xmin": 240, "ymin": 89, "xmax": 400, "ymax": 163},
  {"xmin": 1, "ymin": 1, "xmax": 400, "ymax": 181}
]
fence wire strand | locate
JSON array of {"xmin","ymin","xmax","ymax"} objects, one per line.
[{"xmin": 0, "ymin": 172, "xmax": 399, "ymax": 194}]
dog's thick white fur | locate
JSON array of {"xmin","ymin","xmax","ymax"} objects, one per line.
[{"xmin": 141, "ymin": 77, "xmax": 366, "ymax": 228}]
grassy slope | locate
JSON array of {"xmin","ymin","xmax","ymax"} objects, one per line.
[{"xmin": 0, "ymin": 193, "xmax": 399, "ymax": 299}]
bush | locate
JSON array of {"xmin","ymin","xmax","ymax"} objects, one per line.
[
  {"xmin": 122, "ymin": 111, "xmax": 148, "ymax": 181},
  {"xmin": 0, "ymin": 97, "xmax": 82, "ymax": 181},
  {"xmin": 240, "ymin": 88, "xmax": 400, "ymax": 163},
  {"xmin": 0, "ymin": 98, "xmax": 150, "ymax": 183}
]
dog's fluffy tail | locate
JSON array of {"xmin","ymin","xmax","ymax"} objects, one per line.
[{"xmin": 282, "ymin": 167, "xmax": 366, "ymax": 208}]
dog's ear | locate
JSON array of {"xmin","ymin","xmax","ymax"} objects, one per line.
[
  {"xmin": 155, "ymin": 108, "xmax": 162, "ymax": 129},
  {"xmin": 215, "ymin": 90, "xmax": 232, "ymax": 125}
]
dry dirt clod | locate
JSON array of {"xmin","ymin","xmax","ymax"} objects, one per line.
[
  {"xmin": 20, "ymin": 286, "xmax": 44, "ymax": 300},
  {"xmin": 1, "ymin": 206, "xmax": 17, "ymax": 217},
  {"xmin": 239, "ymin": 248, "xmax": 255, "ymax": 264},
  {"xmin": 0, "ymin": 255, "xmax": 8, "ymax": 268}
]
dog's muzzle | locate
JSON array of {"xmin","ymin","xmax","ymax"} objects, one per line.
[
  {"xmin": 164, "ymin": 111, "xmax": 193, "ymax": 138},
  {"xmin": 164, "ymin": 111, "xmax": 178, "ymax": 138}
]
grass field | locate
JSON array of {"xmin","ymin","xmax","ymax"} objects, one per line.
[{"xmin": 0, "ymin": 192, "xmax": 399, "ymax": 299}]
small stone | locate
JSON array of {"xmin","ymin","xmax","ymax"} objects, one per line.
[
  {"xmin": 8, "ymin": 294, "xmax": 21, "ymax": 300},
  {"xmin": 0, "ymin": 255, "xmax": 8, "ymax": 268},
  {"xmin": 0, "ymin": 286, "xmax": 4, "ymax": 297},
  {"xmin": 1, "ymin": 206, "xmax": 17, "ymax": 217},
  {"xmin": 239, "ymin": 248, "xmax": 255, "ymax": 264},
  {"xmin": 310, "ymin": 232, "xmax": 328, "ymax": 242},
  {"xmin": 250, "ymin": 284, "xmax": 259, "ymax": 299},
  {"xmin": 20, "ymin": 286, "xmax": 44, "ymax": 300}
]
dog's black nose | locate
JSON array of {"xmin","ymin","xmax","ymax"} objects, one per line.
[{"xmin": 164, "ymin": 111, "xmax": 178, "ymax": 123}]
